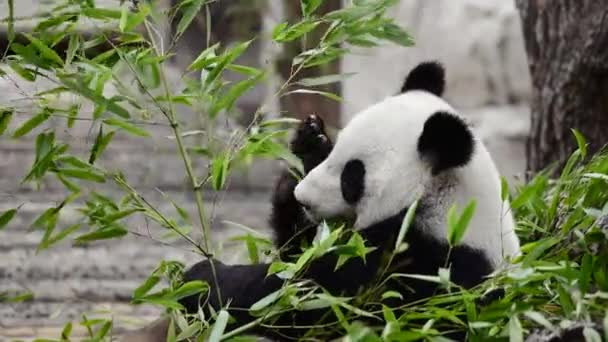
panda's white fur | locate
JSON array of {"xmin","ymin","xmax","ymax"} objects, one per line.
[{"xmin": 295, "ymin": 90, "xmax": 520, "ymax": 267}]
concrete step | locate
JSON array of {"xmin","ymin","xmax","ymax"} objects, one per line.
[
  {"xmin": 0, "ymin": 189, "xmax": 275, "ymax": 332},
  {"xmin": 0, "ymin": 135, "xmax": 282, "ymax": 194},
  {"xmin": 1, "ymin": 301, "xmax": 162, "ymax": 339}
]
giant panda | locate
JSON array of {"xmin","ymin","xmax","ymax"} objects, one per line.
[{"xmin": 123, "ymin": 61, "xmax": 521, "ymax": 341}]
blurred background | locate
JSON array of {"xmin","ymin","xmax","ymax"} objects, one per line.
[{"xmin": 0, "ymin": 0, "xmax": 531, "ymax": 339}]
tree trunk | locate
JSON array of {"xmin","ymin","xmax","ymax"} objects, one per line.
[{"xmin": 515, "ymin": 1, "xmax": 608, "ymax": 175}]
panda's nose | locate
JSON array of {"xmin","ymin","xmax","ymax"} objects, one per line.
[{"xmin": 294, "ymin": 182, "xmax": 312, "ymax": 210}]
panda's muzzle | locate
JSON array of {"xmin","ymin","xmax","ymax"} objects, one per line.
[{"xmin": 296, "ymin": 198, "xmax": 312, "ymax": 211}]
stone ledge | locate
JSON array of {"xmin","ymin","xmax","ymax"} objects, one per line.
[
  {"xmin": 0, "ymin": 146, "xmax": 282, "ymax": 194},
  {"xmin": 0, "ymin": 301, "xmax": 161, "ymax": 339}
]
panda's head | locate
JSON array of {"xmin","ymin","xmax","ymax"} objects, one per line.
[{"xmin": 294, "ymin": 62, "xmax": 518, "ymax": 260}]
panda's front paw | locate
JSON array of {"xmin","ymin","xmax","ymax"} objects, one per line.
[{"xmin": 291, "ymin": 115, "xmax": 331, "ymax": 157}]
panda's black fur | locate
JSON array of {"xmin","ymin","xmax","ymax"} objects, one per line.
[{"xmin": 179, "ymin": 62, "xmax": 497, "ymax": 341}]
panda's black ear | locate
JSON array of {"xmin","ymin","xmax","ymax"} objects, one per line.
[
  {"xmin": 417, "ymin": 111, "xmax": 475, "ymax": 175},
  {"xmin": 401, "ymin": 61, "xmax": 445, "ymax": 97}
]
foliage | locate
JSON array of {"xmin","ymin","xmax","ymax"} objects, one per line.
[
  {"xmin": 0, "ymin": 0, "xmax": 416, "ymax": 340},
  {"xmin": 268, "ymin": 142, "xmax": 608, "ymax": 341},
  {"xmin": 1, "ymin": 0, "xmax": 607, "ymax": 341}
]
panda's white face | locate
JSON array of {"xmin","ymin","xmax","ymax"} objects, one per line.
[{"xmin": 294, "ymin": 91, "xmax": 454, "ymax": 228}]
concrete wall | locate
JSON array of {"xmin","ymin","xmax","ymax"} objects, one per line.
[{"xmin": 342, "ymin": 0, "xmax": 531, "ymax": 116}]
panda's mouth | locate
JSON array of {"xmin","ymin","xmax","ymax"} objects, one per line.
[
  {"xmin": 301, "ymin": 206, "xmax": 356, "ymax": 228},
  {"xmin": 302, "ymin": 206, "xmax": 320, "ymax": 223}
]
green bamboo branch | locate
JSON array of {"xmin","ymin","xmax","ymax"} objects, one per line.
[{"xmin": 142, "ymin": 18, "xmax": 223, "ymax": 307}]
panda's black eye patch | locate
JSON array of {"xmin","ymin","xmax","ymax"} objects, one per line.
[{"xmin": 341, "ymin": 159, "xmax": 365, "ymax": 204}]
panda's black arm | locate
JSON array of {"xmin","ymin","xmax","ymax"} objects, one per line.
[
  {"xmin": 179, "ymin": 258, "xmax": 283, "ymax": 325},
  {"xmin": 179, "ymin": 251, "xmax": 380, "ymax": 337},
  {"xmin": 270, "ymin": 115, "xmax": 333, "ymax": 261},
  {"xmin": 269, "ymin": 170, "xmax": 318, "ymax": 260}
]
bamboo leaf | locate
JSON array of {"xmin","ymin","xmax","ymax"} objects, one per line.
[
  {"xmin": 571, "ymin": 128, "xmax": 588, "ymax": 159},
  {"xmin": 22, "ymin": 133, "xmax": 68, "ymax": 183},
  {"xmin": 271, "ymin": 22, "xmax": 288, "ymax": 40},
  {"xmin": 510, "ymin": 182, "xmax": 538, "ymax": 210},
  {"xmin": 381, "ymin": 291, "xmax": 403, "ymax": 301},
  {"xmin": 103, "ymin": 118, "xmax": 149, "ymax": 137},
  {"xmin": 61, "ymin": 322, "xmax": 73, "ymax": 340},
  {"xmin": 166, "ymin": 317, "xmax": 176, "ymax": 342},
  {"xmin": 38, "ymin": 223, "xmax": 81, "ymax": 251},
  {"xmin": 120, "ymin": 4, "xmax": 150, "ymax": 33},
  {"xmin": 579, "ymin": 253, "xmax": 593, "ymax": 294},
  {"xmin": 103, "ymin": 208, "xmax": 140, "ymax": 224},
  {"xmin": 75, "ymin": 226, "xmax": 128, "ymax": 243},
  {"xmin": 177, "ymin": 0, "xmax": 206, "ymax": 36},
  {"xmin": 273, "ymin": 20, "xmax": 320, "ymax": 42},
  {"xmin": 500, "ymin": 176, "xmax": 509, "ymax": 202},
  {"xmin": 0, "ymin": 108, "xmax": 13, "ymax": 136},
  {"xmin": 81, "ymin": 8, "xmax": 122, "ymax": 19},
  {"xmin": 294, "ymin": 247, "xmax": 316, "ymax": 273},
  {"xmin": 119, "ymin": 5, "xmax": 129, "ymax": 32},
  {"xmin": 56, "ymin": 168, "xmax": 106, "ymax": 183},
  {"xmin": 24, "ymin": 34, "xmax": 64, "ymax": 67},
  {"xmin": 0, "ymin": 209, "xmax": 17, "ymax": 231},
  {"xmin": 283, "ymin": 89, "xmax": 343, "ymax": 102},
  {"xmin": 209, "ymin": 71, "xmax": 266, "ymax": 117},
  {"xmin": 259, "ymin": 118, "xmax": 301, "ymax": 128},
  {"xmin": 394, "ymin": 198, "xmax": 419, "ymax": 252},
  {"xmin": 188, "ymin": 43, "xmax": 220, "ymax": 71},
  {"xmin": 56, "ymin": 173, "xmax": 80, "ymax": 193},
  {"xmin": 171, "ymin": 281, "xmax": 208, "ymax": 300},
  {"xmin": 523, "ymin": 311, "xmax": 553, "ymax": 330},
  {"xmin": 8, "ymin": 61, "xmax": 36, "ymax": 81},
  {"xmin": 235, "ymin": 234, "xmax": 260, "ymax": 264},
  {"xmin": 94, "ymin": 321, "xmax": 112, "ymax": 339},
  {"xmin": 372, "ymin": 22, "xmax": 415, "ymax": 47},
  {"xmin": 209, "ymin": 310, "xmax": 229, "ymax": 342},
  {"xmin": 133, "ymin": 276, "xmax": 161, "ymax": 299},
  {"xmin": 2, "ymin": 291, "xmax": 34, "ymax": 303},
  {"xmin": 521, "ymin": 238, "xmax": 559, "ymax": 266},
  {"xmin": 56, "ymin": 155, "xmax": 93, "ymax": 169},
  {"xmin": 89, "ymin": 125, "xmax": 115, "ymax": 164},
  {"xmin": 211, "ymin": 154, "xmax": 230, "ymax": 190},
  {"xmin": 301, "ymin": 0, "xmax": 323, "ymax": 16},
  {"xmin": 176, "ymin": 321, "xmax": 201, "ymax": 341},
  {"xmin": 250, "ymin": 288, "xmax": 284, "ymax": 311},
  {"xmin": 583, "ymin": 328, "xmax": 602, "ymax": 342},
  {"xmin": 447, "ymin": 200, "xmax": 477, "ymax": 247},
  {"xmin": 66, "ymin": 34, "xmax": 79, "ymax": 65},
  {"xmin": 204, "ymin": 40, "xmax": 252, "ymax": 87},
  {"xmin": 508, "ymin": 315, "xmax": 523, "ymax": 342},
  {"xmin": 66, "ymin": 104, "xmax": 79, "ymax": 128},
  {"xmin": 13, "ymin": 109, "xmax": 51, "ymax": 138},
  {"xmin": 59, "ymin": 76, "xmax": 130, "ymax": 118}
]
